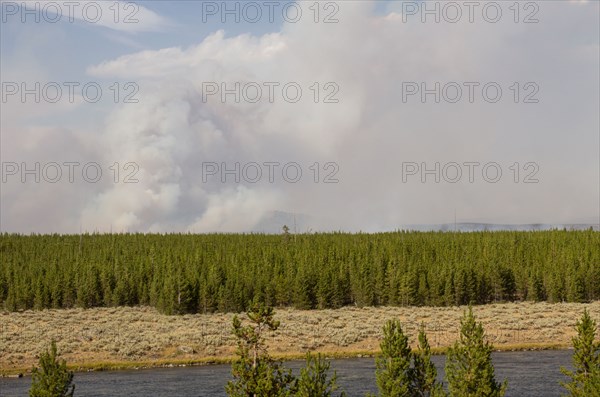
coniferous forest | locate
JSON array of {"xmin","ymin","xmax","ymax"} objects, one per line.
[{"xmin": 0, "ymin": 230, "xmax": 598, "ymax": 315}]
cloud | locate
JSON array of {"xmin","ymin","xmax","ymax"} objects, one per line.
[
  {"xmin": 0, "ymin": 0, "xmax": 170, "ymax": 32},
  {"xmin": 187, "ymin": 186, "xmax": 282, "ymax": 233},
  {"xmin": 2, "ymin": 1, "xmax": 599, "ymax": 233}
]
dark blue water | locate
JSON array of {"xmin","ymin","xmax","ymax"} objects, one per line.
[{"xmin": 0, "ymin": 350, "xmax": 573, "ymax": 396}]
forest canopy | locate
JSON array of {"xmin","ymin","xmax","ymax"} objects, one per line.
[{"xmin": 0, "ymin": 230, "xmax": 598, "ymax": 314}]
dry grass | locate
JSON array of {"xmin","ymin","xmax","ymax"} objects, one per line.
[{"xmin": 1, "ymin": 301, "xmax": 598, "ymax": 375}]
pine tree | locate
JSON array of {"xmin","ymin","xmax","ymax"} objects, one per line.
[
  {"xmin": 33, "ymin": 277, "xmax": 49, "ymax": 311},
  {"xmin": 527, "ymin": 273, "xmax": 546, "ymax": 302},
  {"xmin": 412, "ymin": 325, "xmax": 445, "ymax": 397},
  {"xmin": 294, "ymin": 269, "xmax": 316, "ymax": 310},
  {"xmin": 443, "ymin": 273, "xmax": 455, "ymax": 307},
  {"xmin": 398, "ymin": 273, "xmax": 416, "ymax": 307},
  {"xmin": 453, "ymin": 269, "xmax": 467, "ymax": 306},
  {"xmin": 373, "ymin": 320, "xmax": 445, "ymax": 397},
  {"xmin": 375, "ymin": 319, "xmax": 413, "ymax": 396},
  {"xmin": 561, "ymin": 309, "xmax": 600, "ymax": 396},
  {"xmin": 317, "ymin": 269, "xmax": 334, "ymax": 309},
  {"xmin": 226, "ymin": 302, "xmax": 296, "ymax": 396},
  {"xmin": 548, "ymin": 272, "xmax": 566, "ymax": 303},
  {"xmin": 498, "ymin": 268, "xmax": 516, "ymax": 302},
  {"xmin": 445, "ymin": 307, "xmax": 507, "ymax": 397},
  {"xmin": 296, "ymin": 353, "xmax": 346, "ymax": 397},
  {"xmin": 29, "ymin": 341, "xmax": 75, "ymax": 397},
  {"xmin": 173, "ymin": 272, "xmax": 197, "ymax": 314},
  {"xmin": 282, "ymin": 225, "xmax": 291, "ymax": 243},
  {"xmin": 566, "ymin": 272, "xmax": 586, "ymax": 303},
  {"xmin": 416, "ymin": 274, "xmax": 429, "ymax": 306}
]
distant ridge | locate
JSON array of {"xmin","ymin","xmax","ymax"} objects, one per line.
[
  {"xmin": 253, "ymin": 211, "xmax": 599, "ymax": 233},
  {"xmin": 400, "ymin": 223, "xmax": 599, "ymax": 232}
]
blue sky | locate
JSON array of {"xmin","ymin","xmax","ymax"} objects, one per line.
[
  {"xmin": 0, "ymin": 1, "xmax": 401, "ymax": 81},
  {"xmin": 1, "ymin": 1, "xmax": 286, "ymax": 79}
]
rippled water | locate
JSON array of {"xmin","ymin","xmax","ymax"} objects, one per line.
[{"xmin": 1, "ymin": 350, "xmax": 573, "ymax": 396}]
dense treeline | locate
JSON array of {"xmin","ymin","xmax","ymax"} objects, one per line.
[{"xmin": 0, "ymin": 230, "xmax": 598, "ymax": 314}]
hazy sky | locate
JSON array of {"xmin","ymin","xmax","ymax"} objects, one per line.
[{"xmin": 1, "ymin": 0, "xmax": 599, "ymax": 233}]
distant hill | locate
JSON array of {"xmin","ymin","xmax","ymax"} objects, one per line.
[
  {"xmin": 253, "ymin": 211, "xmax": 599, "ymax": 233},
  {"xmin": 400, "ymin": 223, "xmax": 599, "ymax": 232}
]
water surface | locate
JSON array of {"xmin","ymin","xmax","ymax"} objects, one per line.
[{"xmin": 0, "ymin": 350, "xmax": 573, "ymax": 396}]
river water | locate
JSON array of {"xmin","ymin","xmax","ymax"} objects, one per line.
[{"xmin": 0, "ymin": 350, "xmax": 573, "ymax": 396}]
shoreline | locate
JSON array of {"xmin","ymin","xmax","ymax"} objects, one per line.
[{"xmin": 1, "ymin": 342, "xmax": 571, "ymax": 377}]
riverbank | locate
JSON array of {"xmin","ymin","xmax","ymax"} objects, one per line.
[{"xmin": 2, "ymin": 301, "xmax": 597, "ymax": 376}]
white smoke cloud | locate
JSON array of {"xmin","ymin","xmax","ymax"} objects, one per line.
[{"xmin": 1, "ymin": 1, "xmax": 598, "ymax": 233}]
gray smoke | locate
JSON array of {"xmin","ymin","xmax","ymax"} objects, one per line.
[{"xmin": 1, "ymin": 1, "xmax": 598, "ymax": 233}]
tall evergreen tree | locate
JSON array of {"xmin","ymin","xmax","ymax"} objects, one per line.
[
  {"xmin": 226, "ymin": 302, "xmax": 296, "ymax": 397},
  {"xmin": 445, "ymin": 307, "xmax": 507, "ymax": 397},
  {"xmin": 561, "ymin": 309, "xmax": 600, "ymax": 396},
  {"xmin": 412, "ymin": 325, "xmax": 445, "ymax": 397},
  {"xmin": 296, "ymin": 353, "xmax": 346, "ymax": 397},
  {"xmin": 375, "ymin": 319, "xmax": 413, "ymax": 396},
  {"xmin": 373, "ymin": 320, "xmax": 444, "ymax": 397},
  {"xmin": 294, "ymin": 268, "xmax": 316, "ymax": 310},
  {"xmin": 566, "ymin": 272, "xmax": 586, "ymax": 304},
  {"xmin": 527, "ymin": 273, "xmax": 546, "ymax": 302},
  {"xmin": 29, "ymin": 341, "xmax": 75, "ymax": 397}
]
